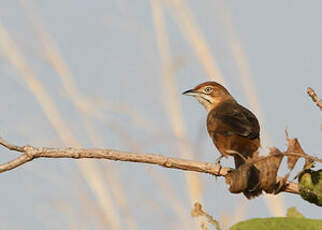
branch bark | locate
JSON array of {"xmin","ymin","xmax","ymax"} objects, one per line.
[
  {"xmin": 0, "ymin": 137, "xmax": 229, "ymax": 175},
  {"xmin": 0, "ymin": 137, "xmax": 300, "ymax": 195},
  {"xmin": 307, "ymin": 87, "xmax": 322, "ymax": 111}
]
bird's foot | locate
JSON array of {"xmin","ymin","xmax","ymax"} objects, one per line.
[
  {"xmin": 214, "ymin": 155, "xmax": 223, "ymax": 165},
  {"xmin": 214, "ymin": 156, "xmax": 223, "ymax": 174}
]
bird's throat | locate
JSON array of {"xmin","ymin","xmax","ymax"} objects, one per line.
[{"xmin": 197, "ymin": 95, "xmax": 235, "ymax": 112}]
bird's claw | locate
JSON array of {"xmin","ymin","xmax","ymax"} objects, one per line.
[
  {"xmin": 213, "ymin": 161, "xmax": 223, "ymax": 175},
  {"xmin": 214, "ymin": 155, "xmax": 223, "ymax": 165}
]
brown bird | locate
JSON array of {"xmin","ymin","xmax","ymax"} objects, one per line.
[
  {"xmin": 183, "ymin": 81, "xmax": 260, "ymax": 169},
  {"xmin": 183, "ymin": 81, "xmax": 261, "ymax": 198}
]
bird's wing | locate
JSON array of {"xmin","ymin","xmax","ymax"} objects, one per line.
[{"xmin": 207, "ymin": 102, "xmax": 260, "ymax": 139}]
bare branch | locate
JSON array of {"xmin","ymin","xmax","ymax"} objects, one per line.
[
  {"xmin": 0, "ymin": 137, "xmax": 228, "ymax": 175},
  {"xmin": 0, "ymin": 154, "xmax": 33, "ymax": 172},
  {"xmin": 0, "ymin": 137, "xmax": 24, "ymax": 152},
  {"xmin": 191, "ymin": 202, "xmax": 221, "ymax": 230},
  {"xmin": 0, "ymin": 137, "xmax": 299, "ymax": 195},
  {"xmin": 307, "ymin": 87, "xmax": 322, "ymax": 111},
  {"xmin": 284, "ymin": 152, "xmax": 322, "ymax": 164}
]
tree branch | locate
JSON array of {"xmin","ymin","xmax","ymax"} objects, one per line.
[
  {"xmin": 0, "ymin": 137, "xmax": 229, "ymax": 175},
  {"xmin": 307, "ymin": 87, "xmax": 322, "ymax": 111},
  {"xmin": 0, "ymin": 137, "xmax": 300, "ymax": 195}
]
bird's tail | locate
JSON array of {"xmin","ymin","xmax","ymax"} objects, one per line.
[
  {"xmin": 225, "ymin": 161, "xmax": 262, "ymax": 199},
  {"xmin": 242, "ymin": 165, "xmax": 262, "ymax": 199},
  {"xmin": 233, "ymin": 153, "xmax": 262, "ymax": 199},
  {"xmin": 234, "ymin": 155, "xmax": 245, "ymax": 169},
  {"xmin": 233, "ymin": 150, "xmax": 259, "ymax": 169}
]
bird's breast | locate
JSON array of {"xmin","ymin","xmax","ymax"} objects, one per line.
[{"xmin": 209, "ymin": 132, "xmax": 260, "ymax": 158}]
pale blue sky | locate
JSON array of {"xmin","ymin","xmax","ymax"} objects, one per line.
[{"xmin": 0, "ymin": 1, "xmax": 321, "ymax": 229}]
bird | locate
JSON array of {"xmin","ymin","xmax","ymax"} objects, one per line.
[
  {"xmin": 183, "ymin": 81, "xmax": 261, "ymax": 198},
  {"xmin": 182, "ymin": 81, "xmax": 260, "ymax": 169}
]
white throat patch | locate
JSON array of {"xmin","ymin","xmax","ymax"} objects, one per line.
[{"xmin": 196, "ymin": 95, "xmax": 215, "ymax": 112}]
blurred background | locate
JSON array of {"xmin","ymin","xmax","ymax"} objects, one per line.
[{"xmin": 0, "ymin": 0, "xmax": 321, "ymax": 229}]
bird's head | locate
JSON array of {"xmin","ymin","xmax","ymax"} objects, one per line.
[{"xmin": 183, "ymin": 81, "xmax": 234, "ymax": 111}]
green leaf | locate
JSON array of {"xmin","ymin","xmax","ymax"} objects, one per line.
[
  {"xmin": 298, "ymin": 169, "xmax": 322, "ymax": 207},
  {"xmin": 286, "ymin": 207, "xmax": 304, "ymax": 218},
  {"xmin": 230, "ymin": 217, "xmax": 322, "ymax": 230}
]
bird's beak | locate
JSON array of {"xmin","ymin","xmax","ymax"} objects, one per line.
[{"xmin": 182, "ymin": 89, "xmax": 200, "ymax": 97}]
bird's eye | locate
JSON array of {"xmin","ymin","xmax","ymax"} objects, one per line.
[{"xmin": 204, "ymin": 86, "xmax": 213, "ymax": 94}]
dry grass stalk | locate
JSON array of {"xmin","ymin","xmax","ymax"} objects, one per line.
[
  {"xmin": 19, "ymin": 2, "xmax": 142, "ymax": 229},
  {"xmin": 150, "ymin": 0, "xmax": 203, "ymax": 206},
  {"xmin": 165, "ymin": 0, "xmax": 225, "ymax": 83},
  {"xmin": 20, "ymin": 4, "xmax": 187, "ymax": 224},
  {"xmin": 0, "ymin": 23, "xmax": 122, "ymax": 230},
  {"xmin": 164, "ymin": 0, "xmax": 286, "ymax": 215}
]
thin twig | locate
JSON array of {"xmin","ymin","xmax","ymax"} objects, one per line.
[
  {"xmin": 284, "ymin": 152, "xmax": 322, "ymax": 164},
  {"xmin": 307, "ymin": 87, "xmax": 322, "ymax": 111},
  {"xmin": 151, "ymin": 0, "xmax": 203, "ymax": 206},
  {"xmin": 0, "ymin": 137, "xmax": 24, "ymax": 152},
  {"xmin": 191, "ymin": 202, "xmax": 221, "ymax": 230}
]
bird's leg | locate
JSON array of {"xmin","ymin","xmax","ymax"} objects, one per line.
[
  {"xmin": 213, "ymin": 155, "xmax": 223, "ymax": 178},
  {"xmin": 225, "ymin": 150, "xmax": 248, "ymax": 169}
]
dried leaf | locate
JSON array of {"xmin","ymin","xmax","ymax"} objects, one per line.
[
  {"xmin": 225, "ymin": 148, "xmax": 284, "ymax": 198},
  {"xmin": 225, "ymin": 164, "xmax": 250, "ymax": 194},
  {"xmin": 254, "ymin": 148, "xmax": 284, "ymax": 193},
  {"xmin": 285, "ymin": 137, "xmax": 314, "ymax": 172},
  {"xmin": 285, "ymin": 138, "xmax": 302, "ymax": 170},
  {"xmin": 225, "ymin": 160, "xmax": 261, "ymax": 199}
]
